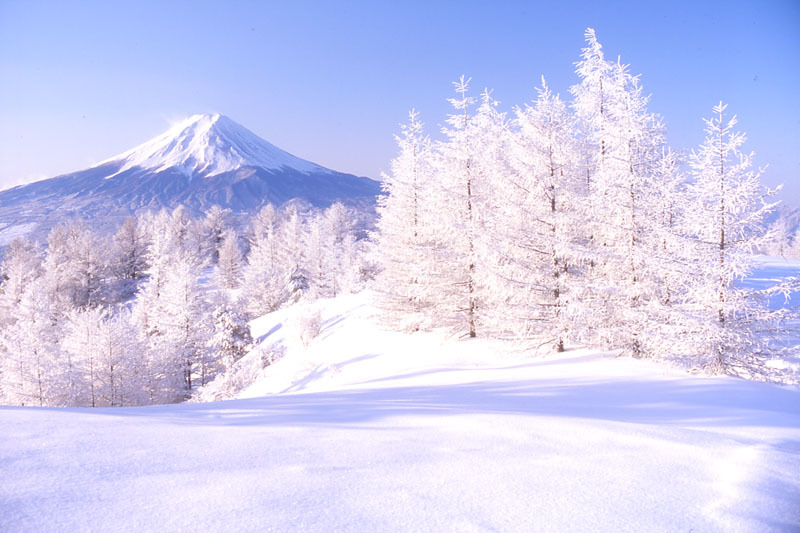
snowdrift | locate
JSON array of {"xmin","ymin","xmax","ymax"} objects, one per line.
[{"xmin": 2, "ymin": 290, "xmax": 799, "ymax": 531}]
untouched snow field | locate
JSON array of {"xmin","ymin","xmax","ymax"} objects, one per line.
[{"xmin": 2, "ymin": 291, "xmax": 800, "ymax": 531}]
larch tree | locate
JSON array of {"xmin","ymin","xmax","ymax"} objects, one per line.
[
  {"xmin": 322, "ymin": 202, "xmax": 357, "ymax": 298},
  {"xmin": 375, "ymin": 109, "xmax": 442, "ymax": 330},
  {"xmin": 42, "ymin": 222, "xmax": 107, "ymax": 315},
  {"xmin": 207, "ymin": 303, "xmax": 253, "ymax": 372},
  {"xmin": 110, "ymin": 216, "xmax": 150, "ymax": 300},
  {"xmin": 0, "ymin": 237, "xmax": 43, "ymax": 324},
  {"xmin": 683, "ymin": 102, "xmax": 784, "ymax": 378},
  {"xmin": 436, "ymin": 76, "xmax": 483, "ymax": 337},
  {"xmin": 504, "ymin": 78, "xmax": 581, "ymax": 350},
  {"xmin": 279, "ymin": 206, "xmax": 310, "ymax": 303},
  {"xmin": 64, "ymin": 308, "xmax": 146, "ymax": 407},
  {"xmin": 215, "ymin": 229, "xmax": 244, "ymax": 290},
  {"xmin": 203, "ymin": 205, "xmax": 233, "ymax": 264},
  {"xmin": 1, "ymin": 277, "xmax": 60, "ymax": 406},
  {"xmin": 571, "ymin": 30, "xmax": 673, "ymax": 356},
  {"xmin": 160, "ymin": 252, "xmax": 211, "ymax": 393}
]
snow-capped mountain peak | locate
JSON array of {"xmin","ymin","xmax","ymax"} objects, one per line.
[
  {"xmin": 0, "ymin": 113, "xmax": 380, "ymax": 243},
  {"xmin": 97, "ymin": 113, "xmax": 327, "ymax": 178}
]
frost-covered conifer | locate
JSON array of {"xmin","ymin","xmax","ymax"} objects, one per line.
[
  {"xmin": 570, "ymin": 30, "xmax": 674, "ymax": 356},
  {"xmin": 0, "ymin": 277, "xmax": 60, "ymax": 406},
  {"xmin": 279, "ymin": 206, "xmax": 311, "ymax": 303},
  {"xmin": 322, "ymin": 202, "xmax": 357, "ymax": 297},
  {"xmin": 207, "ymin": 304, "xmax": 252, "ymax": 371},
  {"xmin": 375, "ymin": 110, "xmax": 442, "ymax": 330},
  {"xmin": 436, "ymin": 76, "xmax": 484, "ymax": 337},
  {"xmin": 110, "ymin": 216, "xmax": 149, "ymax": 300},
  {"xmin": 682, "ymin": 102, "xmax": 785, "ymax": 378},
  {"xmin": 242, "ymin": 206, "xmax": 289, "ymax": 317},
  {"xmin": 43, "ymin": 222, "xmax": 107, "ymax": 314},
  {"xmin": 0, "ymin": 237, "xmax": 43, "ymax": 325},
  {"xmin": 215, "ymin": 229, "xmax": 244, "ymax": 290},
  {"xmin": 203, "ymin": 205, "xmax": 233, "ymax": 264},
  {"xmin": 251, "ymin": 204, "xmax": 279, "ymax": 243},
  {"xmin": 64, "ymin": 308, "xmax": 146, "ymax": 407},
  {"xmin": 304, "ymin": 211, "xmax": 328, "ymax": 299},
  {"xmin": 497, "ymin": 79, "xmax": 581, "ymax": 350},
  {"xmin": 458, "ymin": 89, "xmax": 515, "ymax": 339},
  {"xmin": 160, "ymin": 253, "xmax": 211, "ymax": 392}
]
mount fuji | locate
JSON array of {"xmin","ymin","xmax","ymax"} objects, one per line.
[{"xmin": 0, "ymin": 113, "xmax": 381, "ymax": 242}]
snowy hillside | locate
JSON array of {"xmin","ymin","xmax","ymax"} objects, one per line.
[
  {"xmin": 2, "ymin": 290, "xmax": 799, "ymax": 531},
  {"xmin": 0, "ymin": 114, "xmax": 380, "ymax": 243}
]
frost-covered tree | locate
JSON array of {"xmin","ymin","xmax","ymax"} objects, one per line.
[
  {"xmin": 457, "ymin": 89, "xmax": 515, "ymax": 338},
  {"xmin": 133, "ymin": 210, "xmax": 174, "ymax": 339},
  {"xmin": 682, "ymin": 102, "xmax": 783, "ymax": 377},
  {"xmin": 570, "ymin": 27, "xmax": 613, "ymax": 194},
  {"xmin": 375, "ymin": 110, "xmax": 442, "ymax": 330},
  {"xmin": 62, "ymin": 308, "xmax": 104, "ymax": 407},
  {"xmin": 110, "ymin": 216, "xmax": 150, "ymax": 301},
  {"xmin": 215, "ymin": 229, "xmax": 244, "ymax": 290},
  {"xmin": 169, "ymin": 205, "xmax": 192, "ymax": 250},
  {"xmin": 242, "ymin": 206, "xmax": 289, "ymax": 317},
  {"xmin": 0, "ymin": 277, "xmax": 60, "ymax": 406},
  {"xmin": 569, "ymin": 29, "xmax": 675, "ymax": 356},
  {"xmin": 324, "ymin": 202, "xmax": 359, "ymax": 296},
  {"xmin": 320, "ymin": 203, "xmax": 351, "ymax": 296},
  {"xmin": 436, "ymin": 76, "xmax": 484, "ymax": 337},
  {"xmin": 94, "ymin": 310, "xmax": 145, "ymax": 406},
  {"xmin": 42, "ymin": 222, "xmax": 107, "ymax": 314},
  {"xmin": 203, "ymin": 205, "xmax": 233, "ymax": 264},
  {"xmin": 0, "ymin": 237, "xmax": 43, "ymax": 324},
  {"xmin": 279, "ymin": 206, "xmax": 310, "ymax": 303},
  {"xmin": 63, "ymin": 308, "xmax": 145, "ymax": 407},
  {"xmin": 301, "ymin": 204, "xmax": 359, "ymax": 299},
  {"xmin": 251, "ymin": 204, "xmax": 279, "ymax": 243},
  {"xmin": 207, "ymin": 303, "xmax": 253, "ymax": 372},
  {"xmin": 304, "ymin": 211, "xmax": 328, "ymax": 299},
  {"xmin": 489, "ymin": 78, "xmax": 582, "ymax": 350},
  {"xmin": 159, "ymin": 254, "xmax": 211, "ymax": 392},
  {"xmin": 132, "ymin": 207, "xmax": 213, "ymax": 402}
]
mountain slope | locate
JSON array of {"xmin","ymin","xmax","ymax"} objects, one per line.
[{"xmin": 0, "ymin": 114, "xmax": 381, "ymax": 242}]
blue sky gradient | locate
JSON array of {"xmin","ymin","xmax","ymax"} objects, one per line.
[{"xmin": 1, "ymin": 0, "xmax": 798, "ymax": 201}]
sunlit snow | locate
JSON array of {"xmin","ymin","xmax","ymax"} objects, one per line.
[{"xmin": 2, "ymin": 291, "xmax": 798, "ymax": 531}]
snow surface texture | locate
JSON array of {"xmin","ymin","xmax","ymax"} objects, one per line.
[{"xmin": 2, "ymin": 291, "xmax": 799, "ymax": 532}]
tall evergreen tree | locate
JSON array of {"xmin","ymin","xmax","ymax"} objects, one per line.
[
  {"xmin": 682, "ymin": 102, "xmax": 783, "ymax": 377},
  {"xmin": 375, "ymin": 110, "xmax": 442, "ymax": 330},
  {"xmin": 501, "ymin": 79, "xmax": 581, "ymax": 350},
  {"xmin": 437, "ymin": 76, "xmax": 482, "ymax": 337}
]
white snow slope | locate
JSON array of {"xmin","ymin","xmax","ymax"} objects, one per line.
[{"xmin": 2, "ymin": 292, "xmax": 799, "ymax": 532}]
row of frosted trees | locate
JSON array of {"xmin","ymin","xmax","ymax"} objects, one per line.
[
  {"xmin": 375, "ymin": 29, "xmax": 798, "ymax": 382},
  {"xmin": 0, "ymin": 202, "xmax": 370, "ymax": 406}
]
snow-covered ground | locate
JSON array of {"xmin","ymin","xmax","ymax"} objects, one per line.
[
  {"xmin": 746, "ymin": 255, "xmax": 800, "ymax": 310},
  {"xmin": 2, "ymin": 291, "xmax": 799, "ymax": 531}
]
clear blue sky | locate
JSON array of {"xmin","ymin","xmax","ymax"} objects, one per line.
[{"xmin": 1, "ymin": 0, "xmax": 799, "ymax": 202}]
